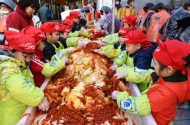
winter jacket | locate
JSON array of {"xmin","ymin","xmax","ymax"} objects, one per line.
[
  {"xmin": 0, "ymin": 49, "xmax": 44, "ymax": 125},
  {"xmin": 100, "ymin": 12, "xmax": 121, "ymax": 35},
  {"xmin": 43, "ymin": 36, "xmax": 80, "ymax": 60},
  {"xmin": 38, "ymin": 6, "xmax": 53, "ymax": 23},
  {"xmin": 121, "ymin": 6, "xmax": 136, "ymax": 18},
  {"xmin": 160, "ymin": 7, "xmax": 190, "ymax": 41},
  {"xmin": 136, "ymin": 9, "xmax": 146, "ymax": 29},
  {"xmin": 6, "ymin": 7, "xmax": 34, "ymax": 32},
  {"xmin": 30, "ymin": 50, "xmax": 66, "ymax": 87},
  {"xmin": 143, "ymin": 10, "xmax": 155, "ymax": 32},
  {"xmin": 147, "ymin": 10, "xmax": 170, "ymax": 43},
  {"xmin": 117, "ymin": 71, "xmax": 189, "ymax": 125},
  {"xmin": 114, "ymin": 43, "xmax": 158, "ymax": 92}
]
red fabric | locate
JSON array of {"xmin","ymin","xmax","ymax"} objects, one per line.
[
  {"xmin": 5, "ymin": 31, "xmax": 36, "ymax": 53},
  {"xmin": 21, "ymin": 26, "xmax": 46, "ymax": 45},
  {"xmin": 124, "ymin": 30, "xmax": 147, "ymax": 44},
  {"xmin": 95, "ymin": 12, "xmax": 101, "ymax": 18},
  {"xmin": 59, "ymin": 25, "xmax": 70, "ymax": 33},
  {"xmin": 147, "ymin": 78, "xmax": 189, "ymax": 125},
  {"xmin": 70, "ymin": 11, "xmax": 81, "ymax": 19},
  {"xmin": 29, "ymin": 50, "xmax": 45, "ymax": 87},
  {"xmin": 6, "ymin": 7, "xmax": 34, "ymax": 32},
  {"xmin": 153, "ymin": 40, "xmax": 190, "ymax": 71},
  {"xmin": 40, "ymin": 22, "xmax": 61, "ymax": 33},
  {"xmin": 123, "ymin": 15, "xmax": 137, "ymax": 30},
  {"xmin": 62, "ymin": 18, "xmax": 74, "ymax": 28},
  {"xmin": 118, "ymin": 27, "xmax": 131, "ymax": 36}
]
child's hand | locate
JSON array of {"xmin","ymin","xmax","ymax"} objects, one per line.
[
  {"xmin": 77, "ymin": 40, "xmax": 88, "ymax": 48},
  {"xmin": 61, "ymin": 56, "xmax": 68, "ymax": 63},
  {"xmin": 65, "ymin": 47, "xmax": 75, "ymax": 53},
  {"xmin": 38, "ymin": 97, "xmax": 50, "ymax": 111},
  {"xmin": 110, "ymin": 63, "xmax": 118, "ymax": 71},
  {"xmin": 92, "ymin": 49, "xmax": 106, "ymax": 56},
  {"xmin": 114, "ymin": 72, "xmax": 127, "ymax": 79},
  {"xmin": 112, "ymin": 90, "xmax": 121, "ymax": 100}
]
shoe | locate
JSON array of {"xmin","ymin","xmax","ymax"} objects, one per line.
[{"xmin": 177, "ymin": 104, "xmax": 190, "ymax": 111}]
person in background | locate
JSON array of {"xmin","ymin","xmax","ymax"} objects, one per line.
[
  {"xmin": 112, "ymin": 40, "xmax": 190, "ymax": 125},
  {"xmin": 64, "ymin": 1, "xmax": 70, "ymax": 11},
  {"xmin": 38, "ymin": 0, "xmax": 53, "ymax": 24},
  {"xmin": 100, "ymin": 6, "xmax": 121, "ymax": 35},
  {"xmin": 73, "ymin": 2, "xmax": 78, "ymax": 9},
  {"xmin": 146, "ymin": 4, "xmax": 171, "ymax": 43},
  {"xmin": 6, "ymin": 0, "xmax": 40, "ymax": 32},
  {"xmin": 86, "ymin": 0, "xmax": 95, "ymax": 25},
  {"xmin": 21, "ymin": 26, "xmax": 69, "ymax": 87},
  {"xmin": 80, "ymin": 6, "xmax": 90, "ymax": 24},
  {"xmin": 121, "ymin": 0, "xmax": 136, "ymax": 19},
  {"xmin": 0, "ymin": 0, "xmax": 16, "ymax": 32},
  {"xmin": 136, "ymin": 3, "xmax": 151, "ymax": 30},
  {"xmin": 137, "ymin": 3, "xmax": 154, "ymax": 31},
  {"xmin": 114, "ymin": 0, "xmax": 122, "ymax": 21},
  {"xmin": 0, "ymin": 31, "xmax": 49, "ymax": 125},
  {"xmin": 160, "ymin": 0, "xmax": 190, "ymax": 43},
  {"xmin": 142, "ymin": 3, "xmax": 164, "ymax": 33}
]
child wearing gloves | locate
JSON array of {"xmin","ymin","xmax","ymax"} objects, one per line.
[
  {"xmin": 112, "ymin": 30, "xmax": 157, "ymax": 92},
  {"xmin": 112, "ymin": 40, "xmax": 190, "ymax": 125},
  {"xmin": 0, "ymin": 31, "xmax": 49, "ymax": 125},
  {"xmin": 21, "ymin": 26, "xmax": 69, "ymax": 87},
  {"xmin": 93, "ymin": 27, "xmax": 131, "ymax": 58}
]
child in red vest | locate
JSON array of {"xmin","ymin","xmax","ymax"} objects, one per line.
[
  {"xmin": 112, "ymin": 40, "xmax": 190, "ymax": 125},
  {"xmin": 21, "ymin": 26, "xmax": 69, "ymax": 87}
]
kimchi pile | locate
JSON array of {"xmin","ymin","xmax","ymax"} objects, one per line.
[{"xmin": 32, "ymin": 42, "xmax": 132, "ymax": 125}]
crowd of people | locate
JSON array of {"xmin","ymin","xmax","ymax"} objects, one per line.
[{"xmin": 1, "ymin": 0, "xmax": 190, "ymax": 125}]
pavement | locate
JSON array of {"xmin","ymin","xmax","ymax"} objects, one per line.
[{"xmin": 173, "ymin": 109, "xmax": 190, "ymax": 125}]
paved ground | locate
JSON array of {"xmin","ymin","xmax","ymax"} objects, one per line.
[{"xmin": 173, "ymin": 109, "xmax": 190, "ymax": 125}]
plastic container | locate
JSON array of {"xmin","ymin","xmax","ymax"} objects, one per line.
[{"xmin": 17, "ymin": 79, "xmax": 157, "ymax": 125}]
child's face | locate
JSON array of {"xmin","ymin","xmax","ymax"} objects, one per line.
[
  {"xmin": 118, "ymin": 36, "xmax": 125, "ymax": 44},
  {"xmin": 10, "ymin": 50, "xmax": 33, "ymax": 63},
  {"xmin": 60, "ymin": 32, "xmax": 69, "ymax": 39},
  {"xmin": 25, "ymin": 6, "xmax": 36, "ymax": 15},
  {"xmin": 46, "ymin": 32, "xmax": 60, "ymax": 44},
  {"xmin": 126, "ymin": 44, "xmax": 141, "ymax": 55},
  {"xmin": 153, "ymin": 57, "xmax": 176, "ymax": 77},
  {"xmin": 37, "ymin": 41, "xmax": 45, "ymax": 51},
  {"xmin": 73, "ymin": 18, "xmax": 80, "ymax": 24},
  {"xmin": 95, "ymin": 17, "xmax": 99, "ymax": 21}
]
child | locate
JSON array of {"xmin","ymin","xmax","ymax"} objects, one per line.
[
  {"xmin": 67, "ymin": 11, "xmax": 81, "ymax": 32},
  {"xmin": 21, "ymin": 26, "xmax": 69, "ymax": 87},
  {"xmin": 93, "ymin": 27, "xmax": 131, "ymax": 58},
  {"xmin": 123, "ymin": 15, "xmax": 137, "ymax": 30},
  {"xmin": 40, "ymin": 22, "xmax": 64, "ymax": 60},
  {"xmin": 0, "ymin": 31, "xmax": 49, "ymax": 125},
  {"xmin": 112, "ymin": 40, "xmax": 190, "ymax": 125},
  {"xmin": 111, "ymin": 30, "xmax": 157, "ymax": 92}
]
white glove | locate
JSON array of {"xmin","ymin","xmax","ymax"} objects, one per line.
[
  {"xmin": 114, "ymin": 72, "xmax": 127, "ymax": 79},
  {"xmin": 61, "ymin": 56, "xmax": 68, "ymax": 63},
  {"xmin": 38, "ymin": 97, "xmax": 50, "ymax": 111},
  {"xmin": 100, "ymin": 37, "xmax": 107, "ymax": 46},
  {"xmin": 65, "ymin": 47, "xmax": 75, "ymax": 53},
  {"xmin": 112, "ymin": 90, "xmax": 121, "ymax": 100},
  {"xmin": 78, "ymin": 40, "xmax": 88, "ymax": 48},
  {"xmin": 110, "ymin": 63, "xmax": 118, "ymax": 71},
  {"xmin": 93, "ymin": 49, "xmax": 106, "ymax": 56}
]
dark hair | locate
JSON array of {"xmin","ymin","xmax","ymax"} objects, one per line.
[
  {"xmin": 127, "ymin": 0, "xmax": 133, "ymax": 5},
  {"xmin": 183, "ymin": 54, "xmax": 190, "ymax": 68},
  {"xmin": 157, "ymin": 61, "xmax": 167, "ymax": 72},
  {"xmin": 18, "ymin": 0, "xmax": 40, "ymax": 11}
]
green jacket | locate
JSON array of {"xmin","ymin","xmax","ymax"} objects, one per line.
[
  {"xmin": 69, "ymin": 27, "xmax": 90, "ymax": 38},
  {"xmin": 0, "ymin": 54, "xmax": 44, "ymax": 125}
]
